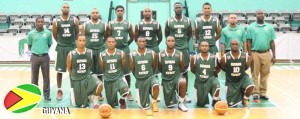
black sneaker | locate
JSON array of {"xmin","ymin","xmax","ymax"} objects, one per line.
[
  {"xmin": 252, "ymin": 95, "xmax": 260, "ymax": 103},
  {"xmin": 44, "ymin": 96, "xmax": 51, "ymax": 101},
  {"xmin": 260, "ymin": 95, "xmax": 269, "ymax": 100},
  {"xmin": 212, "ymin": 99, "xmax": 220, "ymax": 107}
]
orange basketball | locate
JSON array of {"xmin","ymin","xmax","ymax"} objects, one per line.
[
  {"xmin": 98, "ymin": 104, "xmax": 112, "ymax": 118},
  {"xmin": 214, "ymin": 101, "xmax": 228, "ymax": 115}
]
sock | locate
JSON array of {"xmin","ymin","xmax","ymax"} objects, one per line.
[
  {"xmin": 153, "ymin": 100, "xmax": 157, "ymax": 103},
  {"xmin": 244, "ymin": 95, "xmax": 249, "ymax": 100},
  {"xmin": 58, "ymin": 88, "xmax": 62, "ymax": 91},
  {"xmin": 93, "ymin": 95, "xmax": 99, "ymax": 103},
  {"xmin": 180, "ymin": 98, "xmax": 184, "ymax": 103}
]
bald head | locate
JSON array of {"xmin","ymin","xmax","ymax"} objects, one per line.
[{"xmin": 143, "ymin": 7, "xmax": 152, "ymax": 19}]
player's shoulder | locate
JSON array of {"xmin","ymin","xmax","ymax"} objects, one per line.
[
  {"xmin": 152, "ymin": 20, "xmax": 159, "ymax": 24},
  {"xmin": 70, "ymin": 49, "xmax": 77, "ymax": 55},
  {"xmin": 159, "ymin": 50, "xmax": 166, "ymax": 57},
  {"xmin": 86, "ymin": 48, "xmax": 92, "ymax": 53},
  {"xmin": 211, "ymin": 16, "xmax": 219, "ymax": 21},
  {"xmin": 115, "ymin": 49, "xmax": 123, "ymax": 55}
]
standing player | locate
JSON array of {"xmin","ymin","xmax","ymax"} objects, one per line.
[
  {"xmin": 81, "ymin": 8, "xmax": 106, "ymax": 100},
  {"xmin": 165, "ymin": 2, "xmax": 193, "ymax": 102},
  {"xmin": 221, "ymin": 14, "xmax": 247, "ymax": 56},
  {"xmin": 129, "ymin": 37, "xmax": 159, "ymax": 112},
  {"xmin": 220, "ymin": 40, "xmax": 254, "ymax": 107},
  {"xmin": 135, "ymin": 7, "xmax": 162, "ymax": 76},
  {"xmin": 107, "ymin": 5, "xmax": 134, "ymax": 100},
  {"xmin": 194, "ymin": 2, "xmax": 221, "ymax": 54},
  {"xmin": 190, "ymin": 41, "xmax": 221, "ymax": 107},
  {"xmin": 158, "ymin": 36, "xmax": 188, "ymax": 112},
  {"xmin": 66, "ymin": 36, "xmax": 102, "ymax": 108},
  {"xmin": 52, "ymin": 3, "xmax": 79, "ymax": 100},
  {"xmin": 99, "ymin": 37, "xmax": 129, "ymax": 109}
]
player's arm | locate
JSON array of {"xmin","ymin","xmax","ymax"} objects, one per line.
[
  {"xmin": 152, "ymin": 51, "xmax": 157, "ymax": 73},
  {"xmin": 129, "ymin": 53, "xmax": 135, "ymax": 74},
  {"xmin": 157, "ymin": 53, "xmax": 162, "ymax": 72},
  {"xmin": 81, "ymin": 22, "xmax": 86, "ymax": 36},
  {"xmin": 194, "ymin": 20, "xmax": 199, "ymax": 41},
  {"xmin": 214, "ymin": 57, "xmax": 221, "ymax": 77},
  {"xmin": 165, "ymin": 19, "xmax": 170, "ymax": 38},
  {"xmin": 187, "ymin": 19, "xmax": 192, "ymax": 43},
  {"xmin": 220, "ymin": 55, "xmax": 226, "ymax": 71},
  {"xmin": 104, "ymin": 23, "xmax": 108, "ymax": 42},
  {"xmin": 220, "ymin": 29, "xmax": 226, "ymax": 56},
  {"xmin": 157, "ymin": 24, "xmax": 162, "ymax": 45},
  {"xmin": 190, "ymin": 55, "xmax": 195, "ymax": 74},
  {"xmin": 134, "ymin": 24, "xmax": 139, "ymax": 42},
  {"xmin": 99, "ymin": 53, "xmax": 104, "ymax": 72},
  {"xmin": 215, "ymin": 18, "xmax": 221, "ymax": 40},
  {"xmin": 52, "ymin": 19, "xmax": 58, "ymax": 42},
  {"xmin": 121, "ymin": 52, "xmax": 126, "ymax": 72},
  {"xmin": 128, "ymin": 24, "xmax": 134, "ymax": 45},
  {"xmin": 74, "ymin": 17, "xmax": 80, "ymax": 40},
  {"xmin": 106, "ymin": 21, "xmax": 112, "ymax": 37},
  {"xmin": 221, "ymin": 44, "xmax": 226, "ymax": 57},
  {"xmin": 180, "ymin": 52, "xmax": 185, "ymax": 73},
  {"xmin": 66, "ymin": 52, "xmax": 72, "ymax": 78}
]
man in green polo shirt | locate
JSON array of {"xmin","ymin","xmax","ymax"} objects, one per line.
[
  {"xmin": 247, "ymin": 9, "xmax": 276, "ymax": 102},
  {"xmin": 221, "ymin": 14, "xmax": 247, "ymax": 56},
  {"xmin": 27, "ymin": 17, "xmax": 53, "ymax": 101}
]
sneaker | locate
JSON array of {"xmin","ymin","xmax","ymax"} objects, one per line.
[
  {"xmin": 57, "ymin": 90, "xmax": 63, "ymax": 100},
  {"xmin": 242, "ymin": 99, "xmax": 249, "ymax": 107},
  {"xmin": 119, "ymin": 98, "xmax": 126, "ymax": 109},
  {"xmin": 260, "ymin": 95, "xmax": 269, "ymax": 100},
  {"xmin": 127, "ymin": 92, "xmax": 133, "ymax": 101},
  {"xmin": 98, "ymin": 93, "xmax": 104, "ymax": 101},
  {"xmin": 44, "ymin": 96, "xmax": 51, "ymax": 101},
  {"xmin": 178, "ymin": 102, "xmax": 188, "ymax": 112},
  {"xmin": 252, "ymin": 95, "xmax": 260, "ymax": 103},
  {"xmin": 93, "ymin": 103, "xmax": 100, "ymax": 109},
  {"xmin": 212, "ymin": 99, "xmax": 220, "ymax": 107},
  {"xmin": 152, "ymin": 102, "xmax": 159, "ymax": 112},
  {"xmin": 184, "ymin": 94, "xmax": 191, "ymax": 103}
]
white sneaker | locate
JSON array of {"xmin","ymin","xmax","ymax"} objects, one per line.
[
  {"xmin": 184, "ymin": 94, "xmax": 191, "ymax": 103},
  {"xmin": 178, "ymin": 102, "xmax": 188, "ymax": 112}
]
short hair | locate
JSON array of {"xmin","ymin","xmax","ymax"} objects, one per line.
[
  {"xmin": 35, "ymin": 16, "xmax": 44, "ymax": 22},
  {"xmin": 174, "ymin": 2, "xmax": 182, "ymax": 7},
  {"xmin": 256, "ymin": 9, "xmax": 264, "ymax": 14},
  {"xmin": 76, "ymin": 35, "xmax": 86, "ymax": 41},
  {"xmin": 230, "ymin": 39, "xmax": 239, "ymax": 44},
  {"xmin": 202, "ymin": 2, "xmax": 211, "ymax": 8},
  {"xmin": 107, "ymin": 36, "xmax": 116, "ymax": 41},
  {"xmin": 136, "ymin": 36, "xmax": 145, "ymax": 42},
  {"xmin": 166, "ymin": 35, "xmax": 175, "ymax": 40},
  {"xmin": 61, "ymin": 3, "xmax": 69, "ymax": 9},
  {"xmin": 115, "ymin": 5, "xmax": 125, "ymax": 12}
]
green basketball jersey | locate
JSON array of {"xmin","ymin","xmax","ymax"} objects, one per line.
[
  {"xmin": 225, "ymin": 51, "xmax": 247, "ymax": 82},
  {"xmin": 56, "ymin": 16, "xmax": 76, "ymax": 47},
  {"xmin": 195, "ymin": 16, "xmax": 219, "ymax": 45},
  {"xmin": 84, "ymin": 20, "xmax": 106, "ymax": 49},
  {"xmin": 70, "ymin": 48, "xmax": 93, "ymax": 81},
  {"xmin": 137, "ymin": 19, "xmax": 160, "ymax": 48},
  {"xmin": 168, "ymin": 16, "xmax": 190, "ymax": 50},
  {"xmin": 159, "ymin": 49, "xmax": 182, "ymax": 81},
  {"xmin": 131, "ymin": 49, "xmax": 155, "ymax": 80},
  {"xmin": 194, "ymin": 53, "xmax": 217, "ymax": 82},
  {"xmin": 101, "ymin": 49, "xmax": 124, "ymax": 82},
  {"xmin": 109, "ymin": 19, "xmax": 130, "ymax": 48}
]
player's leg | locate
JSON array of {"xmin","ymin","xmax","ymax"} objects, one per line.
[
  {"xmin": 181, "ymin": 49, "xmax": 191, "ymax": 103},
  {"xmin": 195, "ymin": 81, "xmax": 209, "ymax": 107},
  {"xmin": 104, "ymin": 80, "xmax": 119, "ymax": 107},
  {"xmin": 40, "ymin": 55, "xmax": 51, "ymax": 100},
  {"xmin": 178, "ymin": 77, "xmax": 188, "ymax": 112},
  {"xmin": 135, "ymin": 78, "xmax": 151, "ymax": 110},
  {"xmin": 226, "ymin": 81, "xmax": 242, "ymax": 107},
  {"xmin": 118, "ymin": 77, "xmax": 129, "ymax": 109},
  {"xmin": 55, "ymin": 46, "xmax": 64, "ymax": 100},
  {"xmin": 150, "ymin": 76, "xmax": 160, "ymax": 112},
  {"xmin": 241, "ymin": 75, "xmax": 255, "ymax": 107},
  {"xmin": 71, "ymin": 80, "xmax": 85, "ymax": 107},
  {"xmin": 86, "ymin": 75, "xmax": 103, "ymax": 108},
  {"xmin": 93, "ymin": 49, "xmax": 104, "ymax": 101},
  {"xmin": 209, "ymin": 76, "xmax": 221, "ymax": 107},
  {"xmin": 162, "ymin": 80, "xmax": 177, "ymax": 108},
  {"xmin": 123, "ymin": 47, "xmax": 133, "ymax": 101}
]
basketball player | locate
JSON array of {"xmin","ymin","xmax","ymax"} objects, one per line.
[
  {"xmin": 129, "ymin": 37, "xmax": 159, "ymax": 112},
  {"xmin": 194, "ymin": 2, "xmax": 221, "ymax": 54},
  {"xmin": 135, "ymin": 7, "xmax": 162, "ymax": 76},
  {"xmin": 220, "ymin": 40, "xmax": 254, "ymax": 107},
  {"xmin": 158, "ymin": 36, "xmax": 188, "ymax": 112},
  {"xmin": 81, "ymin": 8, "xmax": 106, "ymax": 100},
  {"xmin": 99, "ymin": 37, "xmax": 129, "ymax": 109},
  {"xmin": 66, "ymin": 36, "xmax": 102, "ymax": 108},
  {"xmin": 190, "ymin": 41, "xmax": 221, "ymax": 107},
  {"xmin": 107, "ymin": 5, "xmax": 134, "ymax": 101},
  {"xmin": 165, "ymin": 2, "xmax": 192, "ymax": 102}
]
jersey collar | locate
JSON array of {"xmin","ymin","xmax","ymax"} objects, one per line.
[
  {"xmin": 137, "ymin": 48, "xmax": 147, "ymax": 56},
  {"xmin": 230, "ymin": 51, "xmax": 241, "ymax": 59},
  {"xmin": 106, "ymin": 49, "xmax": 116, "ymax": 56},
  {"xmin": 165, "ymin": 49, "xmax": 176, "ymax": 57},
  {"xmin": 60, "ymin": 15, "xmax": 70, "ymax": 21},
  {"xmin": 76, "ymin": 48, "xmax": 86, "ymax": 55},
  {"xmin": 201, "ymin": 16, "xmax": 212, "ymax": 22},
  {"xmin": 173, "ymin": 15, "xmax": 183, "ymax": 22},
  {"xmin": 199, "ymin": 53, "xmax": 210, "ymax": 61},
  {"xmin": 143, "ymin": 19, "xmax": 153, "ymax": 24},
  {"xmin": 114, "ymin": 19, "xmax": 124, "ymax": 24}
]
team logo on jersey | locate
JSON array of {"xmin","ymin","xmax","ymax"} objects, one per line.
[
  {"xmin": 140, "ymin": 22, "xmax": 143, "ymax": 25},
  {"xmin": 71, "ymin": 51, "xmax": 76, "ymax": 55},
  {"xmin": 117, "ymin": 52, "xmax": 121, "ymax": 55},
  {"xmin": 132, "ymin": 52, "xmax": 137, "ymax": 56},
  {"xmin": 102, "ymin": 53, "xmax": 106, "ymax": 56},
  {"xmin": 237, "ymin": 30, "xmax": 241, "ymax": 34},
  {"xmin": 57, "ymin": 19, "xmax": 61, "ymax": 22},
  {"xmin": 161, "ymin": 54, "xmax": 165, "ymax": 57},
  {"xmin": 175, "ymin": 54, "xmax": 180, "ymax": 58},
  {"xmin": 210, "ymin": 55, "xmax": 215, "ymax": 58},
  {"xmin": 153, "ymin": 22, "xmax": 157, "ymax": 25},
  {"xmin": 227, "ymin": 56, "xmax": 231, "ymax": 60}
]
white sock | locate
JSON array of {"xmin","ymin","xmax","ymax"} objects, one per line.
[
  {"xmin": 93, "ymin": 95, "xmax": 99, "ymax": 103},
  {"xmin": 180, "ymin": 98, "xmax": 184, "ymax": 103},
  {"xmin": 58, "ymin": 88, "xmax": 62, "ymax": 90}
]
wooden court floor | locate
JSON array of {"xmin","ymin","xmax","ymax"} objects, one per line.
[{"xmin": 1, "ymin": 64, "xmax": 300, "ymax": 119}]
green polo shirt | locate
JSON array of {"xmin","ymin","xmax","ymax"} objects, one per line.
[
  {"xmin": 247, "ymin": 21, "xmax": 276, "ymax": 51},
  {"xmin": 221, "ymin": 24, "xmax": 246, "ymax": 50},
  {"xmin": 27, "ymin": 28, "xmax": 53, "ymax": 54}
]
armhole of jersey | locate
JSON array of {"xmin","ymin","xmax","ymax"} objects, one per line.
[
  {"xmin": 194, "ymin": 19, "xmax": 198, "ymax": 29},
  {"xmin": 158, "ymin": 52, "xmax": 161, "ymax": 63},
  {"xmin": 187, "ymin": 18, "xmax": 191, "ymax": 25},
  {"xmin": 108, "ymin": 21, "xmax": 111, "ymax": 29},
  {"xmin": 167, "ymin": 18, "xmax": 170, "ymax": 26},
  {"xmin": 90, "ymin": 50, "xmax": 93, "ymax": 59},
  {"xmin": 69, "ymin": 52, "xmax": 72, "ymax": 60},
  {"xmin": 152, "ymin": 51, "xmax": 155, "ymax": 60},
  {"xmin": 137, "ymin": 22, "xmax": 139, "ymax": 30},
  {"xmin": 157, "ymin": 22, "xmax": 160, "ymax": 29},
  {"xmin": 121, "ymin": 51, "xmax": 124, "ymax": 59},
  {"xmin": 223, "ymin": 54, "xmax": 227, "ymax": 64},
  {"xmin": 129, "ymin": 52, "xmax": 133, "ymax": 60},
  {"xmin": 216, "ymin": 18, "xmax": 219, "ymax": 28},
  {"xmin": 246, "ymin": 53, "xmax": 249, "ymax": 63},
  {"xmin": 215, "ymin": 56, "xmax": 218, "ymax": 66},
  {"xmin": 104, "ymin": 23, "xmax": 107, "ymax": 31},
  {"xmin": 128, "ymin": 21, "xmax": 131, "ymax": 29},
  {"xmin": 73, "ymin": 17, "xmax": 76, "ymax": 24}
]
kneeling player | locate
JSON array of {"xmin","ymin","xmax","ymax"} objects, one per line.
[{"xmin": 66, "ymin": 36, "xmax": 102, "ymax": 108}]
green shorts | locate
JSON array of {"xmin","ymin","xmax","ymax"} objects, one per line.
[
  {"xmin": 104, "ymin": 77, "xmax": 129, "ymax": 107},
  {"xmin": 135, "ymin": 76, "xmax": 159, "ymax": 109},
  {"xmin": 177, "ymin": 48, "xmax": 190, "ymax": 73},
  {"xmin": 162, "ymin": 76, "xmax": 185, "ymax": 107},
  {"xmin": 118, "ymin": 46, "xmax": 131, "ymax": 75},
  {"xmin": 226, "ymin": 74, "xmax": 254, "ymax": 106},
  {"xmin": 194, "ymin": 76, "xmax": 220, "ymax": 107},
  {"xmin": 89, "ymin": 47, "xmax": 105, "ymax": 76},
  {"xmin": 55, "ymin": 45, "xmax": 75, "ymax": 72},
  {"xmin": 71, "ymin": 74, "xmax": 102, "ymax": 107}
]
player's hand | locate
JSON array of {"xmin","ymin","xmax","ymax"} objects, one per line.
[
  {"xmin": 271, "ymin": 56, "xmax": 276, "ymax": 64},
  {"xmin": 214, "ymin": 67, "xmax": 220, "ymax": 77}
]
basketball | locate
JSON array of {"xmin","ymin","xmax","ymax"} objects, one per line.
[
  {"xmin": 98, "ymin": 104, "xmax": 113, "ymax": 118},
  {"xmin": 214, "ymin": 101, "xmax": 228, "ymax": 115}
]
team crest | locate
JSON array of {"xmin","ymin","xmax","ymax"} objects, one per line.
[
  {"xmin": 227, "ymin": 56, "xmax": 231, "ymax": 60},
  {"xmin": 140, "ymin": 22, "xmax": 143, "ymax": 25},
  {"xmin": 56, "ymin": 19, "xmax": 61, "ymax": 22},
  {"xmin": 132, "ymin": 52, "xmax": 137, "ymax": 56},
  {"xmin": 102, "ymin": 52, "xmax": 106, "ymax": 56},
  {"xmin": 237, "ymin": 30, "xmax": 241, "ymax": 34},
  {"xmin": 175, "ymin": 54, "xmax": 180, "ymax": 58},
  {"xmin": 117, "ymin": 52, "xmax": 121, "ymax": 55}
]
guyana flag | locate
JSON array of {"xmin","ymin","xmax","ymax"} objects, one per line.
[{"xmin": 4, "ymin": 84, "xmax": 42, "ymax": 113}]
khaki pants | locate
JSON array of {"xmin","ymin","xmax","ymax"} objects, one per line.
[{"xmin": 251, "ymin": 51, "xmax": 271, "ymax": 96}]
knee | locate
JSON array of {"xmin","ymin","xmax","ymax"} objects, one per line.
[{"xmin": 179, "ymin": 79, "xmax": 186, "ymax": 86}]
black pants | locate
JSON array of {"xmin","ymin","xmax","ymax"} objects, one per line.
[{"xmin": 31, "ymin": 54, "xmax": 50, "ymax": 97}]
